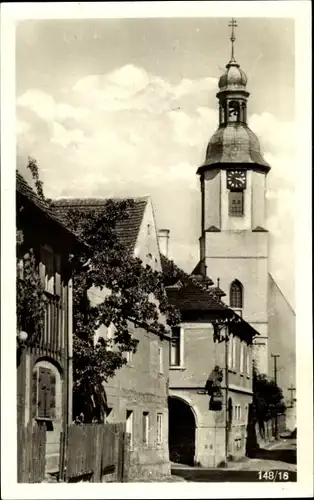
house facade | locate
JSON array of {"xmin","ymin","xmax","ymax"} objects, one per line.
[
  {"xmin": 161, "ymin": 254, "xmax": 259, "ymax": 468},
  {"xmin": 53, "ymin": 196, "xmax": 171, "ymax": 479},
  {"xmin": 16, "ymin": 172, "xmax": 80, "ymax": 474}
]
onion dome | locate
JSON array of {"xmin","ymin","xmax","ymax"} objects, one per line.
[{"xmin": 218, "ymin": 61, "xmax": 248, "ymax": 92}]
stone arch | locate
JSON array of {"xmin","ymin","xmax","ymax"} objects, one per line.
[
  {"xmin": 32, "ymin": 358, "xmax": 63, "ymax": 472},
  {"xmin": 168, "ymin": 395, "xmax": 198, "ymax": 466},
  {"xmin": 169, "ymin": 394, "xmax": 200, "ymax": 428},
  {"xmin": 32, "ymin": 358, "xmax": 63, "ymax": 425}
]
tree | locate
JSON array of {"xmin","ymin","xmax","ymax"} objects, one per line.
[
  {"xmin": 22, "ymin": 158, "xmax": 181, "ymax": 422},
  {"xmin": 252, "ymin": 362, "xmax": 286, "ymax": 438}
]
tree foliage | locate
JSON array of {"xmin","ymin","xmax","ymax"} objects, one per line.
[
  {"xmin": 16, "ymin": 162, "xmax": 46, "ymax": 360},
  {"xmin": 253, "ymin": 362, "xmax": 286, "ymax": 424},
  {"xmin": 64, "ymin": 203, "xmax": 181, "ymax": 420},
  {"xmin": 19, "ymin": 157, "xmax": 181, "ymax": 422}
]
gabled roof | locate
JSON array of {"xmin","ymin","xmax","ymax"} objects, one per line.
[
  {"xmin": 52, "ymin": 197, "xmax": 148, "ymax": 253},
  {"xmin": 16, "ymin": 171, "xmax": 80, "ymax": 240}
]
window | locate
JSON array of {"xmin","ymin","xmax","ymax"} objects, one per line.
[
  {"xmin": 157, "ymin": 413, "xmax": 163, "ymax": 444},
  {"xmin": 126, "ymin": 410, "xmax": 134, "ymax": 448},
  {"xmin": 170, "ymin": 327, "xmax": 183, "ymax": 367},
  {"xmin": 232, "ymin": 336, "xmax": 237, "ymax": 369},
  {"xmin": 240, "ymin": 342, "xmax": 244, "ymax": 373},
  {"xmin": 246, "ymin": 346, "xmax": 251, "ymax": 376},
  {"xmin": 142, "ymin": 412, "xmax": 149, "ymax": 445},
  {"xmin": 230, "ymin": 280, "xmax": 243, "ymax": 308},
  {"xmin": 234, "ymin": 405, "xmax": 241, "ymax": 421},
  {"xmin": 228, "ymin": 335, "xmax": 237, "ymax": 370},
  {"xmin": 229, "ymin": 191, "xmax": 244, "ymax": 216},
  {"xmin": 228, "ymin": 334, "xmax": 233, "ymax": 368},
  {"xmin": 39, "ymin": 244, "xmax": 61, "ymax": 295},
  {"xmin": 32, "ymin": 365, "xmax": 56, "ymax": 424},
  {"xmin": 158, "ymin": 346, "xmax": 163, "ymax": 373}
]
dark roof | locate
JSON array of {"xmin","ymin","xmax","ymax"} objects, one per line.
[
  {"xmin": 52, "ymin": 197, "xmax": 148, "ymax": 253},
  {"xmin": 161, "ymin": 254, "xmax": 259, "ymax": 340},
  {"xmin": 209, "ymin": 286, "xmax": 226, "ymax": 298},
  {"xmin": 166, "ymin": 280, "xmax": 228, "ymax": 313},
  {"xmin": 16, "ymin": 171, "xmax": 80, "ymax": 240},
  {"xmin": 160, "ymin": 254, "xmax": 226, "ymax": 312},
  {"xmin": 197, "ymin": 123, "xmax": 270, "ymax": 174}
]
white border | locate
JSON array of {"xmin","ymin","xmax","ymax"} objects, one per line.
[{"xmin": 1, "ymin": 1, "xmax": 312, "ymax": 498}]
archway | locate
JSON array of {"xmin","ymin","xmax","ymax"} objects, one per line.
[{"xmin": 168, "ymin": 396, "xmax": 196, "ymax": 466}]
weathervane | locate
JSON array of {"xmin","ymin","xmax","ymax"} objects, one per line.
[{"xmin": 228, "ymin": 18, "xmax": 238, "ymax": 62}]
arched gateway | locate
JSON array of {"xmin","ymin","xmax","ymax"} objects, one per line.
[{"xmin": 168, "ymin": 396, "xmax": 196, "ymax": 466}]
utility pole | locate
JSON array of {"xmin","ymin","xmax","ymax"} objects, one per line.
[
  {"xmin": 271, "ymin": 354, "xmax": 280, "ymax": 439},
  {"xmin": 224, "ymin": 325, "xmax": 229, "ymax": 466}
]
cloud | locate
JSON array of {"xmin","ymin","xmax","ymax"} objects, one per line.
[{"xmin": 16, "ymin": 64, "xmax": 295, "ymax": 306}]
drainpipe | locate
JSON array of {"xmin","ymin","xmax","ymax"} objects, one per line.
[{"xmin": 225, "ymin": 324, "xmax": 229, "ymax": 466}]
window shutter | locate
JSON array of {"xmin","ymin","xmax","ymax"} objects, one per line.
[
  {"xmin": 32, "ymin": 368, "xmax": 38, "ymax": 419},
  {"xmin": 50, "ymin": 372, "xmax": 56, "ymax": 419},
  {"xmin": 38, "ymin": 367, "xmax": 52, "ymax": 419}
]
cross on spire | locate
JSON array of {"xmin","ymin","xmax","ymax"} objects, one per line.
[{"xmin": 228, "ymin": 18, "xmax": 238, "ymax": 62}]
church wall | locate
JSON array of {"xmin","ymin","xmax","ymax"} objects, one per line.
[
  {"xmin": 251, "ymin": 322, "xmax": 269, "ymax": 375},
  {"xmin": 251, "ymin": 171, "xmax": 266, "ymax": 229},
  {"xmin": 203, "ymin": 169, "xmax": 221, "ymax": 230},
  {"xmin": 268, "ymin": 275, "xmax": 296, "ymax": 405}
]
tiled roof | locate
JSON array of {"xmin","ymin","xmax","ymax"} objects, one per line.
[
  {"xmin": 166, "ymin": 280, "xmax": 228, "ymax": 312},
  {"xmin": 160, "ymin": 254, "xmax": 227, "ymax": 312},
  {"xmin": 16, "ymin": 171, "xmax": 78, "ymax": 238},
  {"xmin": 52, "ymin": 197, "xmax": 148, "ymax": 252},
  {"xmin": 161, "ymin": 254, "xmax": 259, "ymax": 339}
]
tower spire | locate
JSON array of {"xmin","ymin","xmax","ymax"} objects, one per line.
[{"xmin": 228, "ymin": 18, "xmax": 238, "ymax": 63}]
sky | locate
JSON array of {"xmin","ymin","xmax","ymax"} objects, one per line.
[{"xmin": 16, "ymin": 17, "xmax": 296, "ymax": 308}]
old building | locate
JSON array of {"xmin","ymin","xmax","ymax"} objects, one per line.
[
  {"xmin": 53, "ymin": 196, "xmax": 171, "ymax": 479},
  {"xmin": 193, "ymin": 19, "xmax": 295, "ymax": 414},
  {"xmin": 161, "ymin": 251, "xmax": 260, "ymax": 467},
  {"xmin": 16, "ymin": 172, "xmax": 81, "ymax": 473}
]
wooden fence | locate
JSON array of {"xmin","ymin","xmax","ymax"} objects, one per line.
[
  {"xmin": 17, "ymin": 422, "xmax": 46, "ymax": 483},
  {"xmin": 62, "ymin": 422, "xmax": 130, "ymax": 483}
]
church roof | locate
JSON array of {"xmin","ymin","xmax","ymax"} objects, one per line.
[
  {"xmin": 218, "ymin": 61, "xmax": 248, "ymax": 92},
  {"xmin": 198, "ymin": 122, "xmax": 270, "ymax": 174},
  {"xmin": 52, "ymin": 197, "xmax": 148, "ymax": 253}
]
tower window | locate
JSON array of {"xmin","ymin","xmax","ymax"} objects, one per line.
[
  {"xmin": 229, "ymin": 191, "xmax": 244, "ymax": 216},
  {"xmin": 230, "ymin": 280, "xmax": 243, "ymax": 308}
]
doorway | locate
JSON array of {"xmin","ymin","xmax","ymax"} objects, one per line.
[{"xmin": 168, "ymin": 396, "xmax": 196, "ymax": 466}]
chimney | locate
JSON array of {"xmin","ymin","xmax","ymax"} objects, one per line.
[{"xmin": 158, "ymin": 229, "xmax": 170, "ymax": 257}]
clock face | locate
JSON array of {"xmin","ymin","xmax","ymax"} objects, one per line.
[{"xmin": 226, "ymin": 170, "xmax": 246, "ymax": 190}]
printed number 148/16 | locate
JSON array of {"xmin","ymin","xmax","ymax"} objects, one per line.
[{"xmin": 258, "ymin": 471, "xmax": 290, "ymax": 481}]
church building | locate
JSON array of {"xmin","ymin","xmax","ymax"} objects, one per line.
[{"xmin": 194, "ymin": 19, "xmax": 295, "ymax": 391}]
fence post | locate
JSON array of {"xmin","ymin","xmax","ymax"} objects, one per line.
[{"xmin": 122, "ymin": 432, "xmax": 131, "ymax": 483}]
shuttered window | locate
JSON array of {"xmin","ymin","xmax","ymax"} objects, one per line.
[{"xmin": 32, "ymin": 366, "xmax": 56, "ymax": 420}]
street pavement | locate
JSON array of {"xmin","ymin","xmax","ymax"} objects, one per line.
[{"xmin": 171, "ymin": 438, "xmax": 297, "ymax": 482}]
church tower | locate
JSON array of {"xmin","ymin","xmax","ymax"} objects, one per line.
[{"xmin": 197, "ymin": 19, "xmax": 271, "ymax": 374}]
